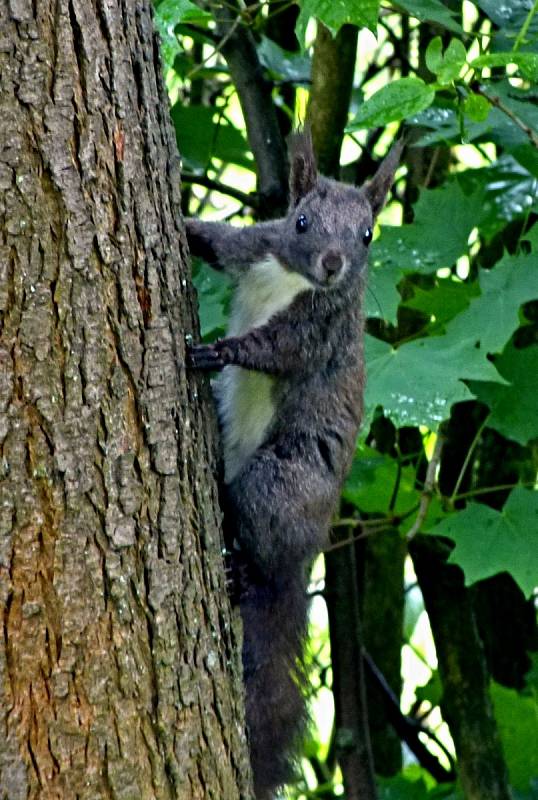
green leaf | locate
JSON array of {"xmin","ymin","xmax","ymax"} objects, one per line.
[
  {"xmin": 491, "ymin": 682, "xmax": 538, "ymax": 792},
  {"xmin": 431, "ymin": 487, "xmax": 538, "ymax": 597},
  {"xmin": 471, "ymin": 52, "xmax": 538, "ymax": 81},
  {"xmin": 192, "ymin": 259, "xmax": 232, "ymax": 340},
  {"xmin": 403, "ymin": 278, "xmax": 480, "ymax": 328},
  {"xmin": 171, "ymin": 0, "xmax": 212, "ymax": 23},
  {"xmin": 171, "ymin": 105, "xmax": 252, "ymax": 171},
  {"xmin": 470, "ymin": 342, "xmax": 538, "ymax": 446},
  {"xmin": 458, "ymin": 158, "xmax": 538, "ymax": 237},
  {"xmin": 489, "ymin": 82, "xmax": 538, "ymax": 148},
  {"xmin": 425, "ymin": 36, "xmax": 444, "ymax": 75},
  {"xmin": 396, "ymin": 0, "xmax": 463, "ymax": 33},
  {"xmin": 477, "ymin": 0, "xmax": 538, "ymax": 54},
  {"xmin": 426, "ymin": 36, "xmax": 467, "ymax": 83},
  {"xmin": 364, "ymin": 332, "xmax": 503, "ymax": 428},
  {"xmin": 257, "ymin": 36, "xmax": 311, "ymax": 83},
  {"xmin": 347, "ymin": 78, "xmax": 435, "ymax": 130},
  {"xmin": 373, "ymin": 178, "xmax": 487, "ymax": 274},
  {"xmin": 295, "ymin": 0, "xmax": 380, "ymax": 47},
  {"xmin": 415, "ymin": 671, "xmax": 443, "ymax": 708},
  {"xmin": 366, "ymin": 260, "xmax": 403, "ymax": 324},
  {"xmin": 446, "ymin": 250, "xmax": 538, "ymax": 354},
  {"xmin": 463, "ymin": 93, "xmax": 491, "ymax": 123},
  {"xmin": 343, "ymin": 443, "xmax": 419, "ymax": 514},
  {"xmin": 154, "ymin": 0, "xmax": 212, "ymax": 69}
]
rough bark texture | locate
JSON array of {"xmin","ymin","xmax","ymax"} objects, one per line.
[{"xmin": 0, "ymin": 1, "xmax": 251, "ymax": 798}]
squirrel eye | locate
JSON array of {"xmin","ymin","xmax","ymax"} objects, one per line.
[
  {"xmin": 362, "ymin": 227, "xmax": 373, "ymax": 246},
  {"xmin": 296, "ymin": 214, "xmax": 308, "ymax": 233}
]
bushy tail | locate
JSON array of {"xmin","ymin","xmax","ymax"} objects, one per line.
[{"xmin": 239, "ymin": 565, "xmax": 310, "ymax": 799}]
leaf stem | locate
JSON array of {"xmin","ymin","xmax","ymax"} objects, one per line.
[
  {"xmin": 450, "ymin": 414, "xmax": 490, "ymax": 503},
  {"xmin": 474, "ymin": 85, "xmax": 538, "ymax": 149},
  {"xmin": 405, "ymin": 431, "xmax": 445, "ymax": 540},
  {"xmin": 451, "ymin": 479, "xmax": 537, "ymax": 503},
  {"xmin": 182, "ymin": 172, "xmax": 259, "ymax": 208},
  {"xmin": 513, "ymin": 0, "xmax": 538, "ymax": 53}
]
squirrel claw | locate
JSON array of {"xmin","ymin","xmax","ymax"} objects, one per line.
[{"xmin": 187, "ymin": 343, "xmax": 226, "ymax": 371}]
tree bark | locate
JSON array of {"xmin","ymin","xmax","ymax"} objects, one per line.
[
  {"xmin": 325, "ymin": 534, "xmax": 377, "ymax": 800},
  {"xmin": 0, "ymin": 1, "xmax": 251, "ymax": 798},
  {"xmin": 410, "ymin": 536, "xmax": 512, "ymax": 800},
  {"xmin": 360, "ymin": 532, "xmax": 405, "ymax": 776},
  {"xmin": 307, "ymin": 23, "xmax": 358, "ymax": 177}
]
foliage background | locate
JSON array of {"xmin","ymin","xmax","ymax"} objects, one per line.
[{"xmin": 154, "ymin": 0, "xmax": 537, "ymax": 796}]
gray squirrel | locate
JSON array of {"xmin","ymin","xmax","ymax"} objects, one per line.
[{"xmin": 186, "ymin": 130, "xmax": 401, "ymax": 799}]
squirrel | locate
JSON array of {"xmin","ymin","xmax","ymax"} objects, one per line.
[{"xmin": 186, "ymin": 130, "xmax": 401, "ymax": 799}]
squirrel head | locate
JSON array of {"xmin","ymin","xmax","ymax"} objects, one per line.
[{"xmin": 274, "ymin": 129, "xmax": 402, "ymax": 289}]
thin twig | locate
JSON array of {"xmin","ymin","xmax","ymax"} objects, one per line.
[
  {"xmin": 332, "ymin": 502, "xmax": 420, "ymax": 531},
  {"xmin": 325, "ymin": 524, "xmax": 393, "ymax": 554},
  {"xmin": 451, "ymin": 479, "xmax": 537, "ymax": 503},
  {"xmin": 475, "ymin": 85, "xmax": 538, "ymax": 149},
  {"xmin": 363, "ymin": 651, "xmax": 456, "ymax": 781},
  {"xmin": 513, "ymin": 0, "xmax": 538, "ymax": 52},
  {"xmin": 182, "ymin": 172, "xmax": 259, "ymax": 208},
  {"xmin": 185, "ymin": 12, "xmax": 243, "ymax": 80},
  {"xmin": 405, "ymin": 432, "xmax": 445, "ymax": 541},
  {"xmin": 450, "ymin": 414, "xmax": 490, "ymax": 502}
]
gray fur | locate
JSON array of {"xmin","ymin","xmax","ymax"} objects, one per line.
[{"xmin": 186, "ymin": 133, "xmax": 401, "ymax": 799}]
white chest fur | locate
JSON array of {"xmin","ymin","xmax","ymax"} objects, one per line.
[{"xmin": 215, "ymin": 255, "xmax": 311, "ymax": 483}]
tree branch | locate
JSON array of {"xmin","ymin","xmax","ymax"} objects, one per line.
[
  {"xmin": 406, "ymin": 431, "xmax": 445, "ymax": 540},
  {"xmin": 307, "ymin": 23, "xmax": 358, "ymax": 177},
  {"xmin": 182, "ymin": 171, "xmax": 260, "ymax": 209},
  {"xmin": 363, "ymin": 651, "xmax": 456, "ymax": 782},
  {"xmin": 212, "ymin": 0, "xmax": 289, "ymax": 217},
  {"xmin": 474, "ymin": 84, "xmax": 538, "ymax": 149}
]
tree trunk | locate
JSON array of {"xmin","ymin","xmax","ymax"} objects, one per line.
[
  {"xmin": 325, "ymin": 534, "xmax": 377, "ymax": 800},
  {"xmin": 410, "ymin": 536, "xmax": 512, "ymax": 800},
  {"xmin": 0, "ymin": 1, "xmax": 251, "ymax": 798}
]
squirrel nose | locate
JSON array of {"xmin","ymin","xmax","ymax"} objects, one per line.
[{"xmin": 322, "ymin": 250, "xmax": 344, "ymax": 278}]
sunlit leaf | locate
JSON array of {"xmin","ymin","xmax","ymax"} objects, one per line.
[
  {"xmin": 463, "ymin": 93, "xmax": 491, "ymax": 122},
  {"xmin": 347, "ymin": 78, "xmax": 435, "ymax": 130},
  {"xmin": 471, "ymin": 52, "xmax": 538, "ymax": 82},
  {"xmin": 395, "ymin": 0, "xmax": 463, "ymax": 33},
  {"xmin": 425, "ymin": 36, "xmax": 467, "ymax": 83},
  {"xmin": 295, "ymin": 0, "xmax": 380, "ymax": 47}
]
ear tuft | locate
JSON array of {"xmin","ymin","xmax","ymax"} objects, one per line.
[
  {"xmin": 364, "ymin": 139, "xmax": 404, "ymax": 218},
  {"xmin": 289, "ymin": 127, "xmax": 318, "ymax": 207}
]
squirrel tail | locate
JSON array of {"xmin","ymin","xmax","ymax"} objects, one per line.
[{"xmin": 239, "ymin": 564, "xmax": 310, "ymax": 799}]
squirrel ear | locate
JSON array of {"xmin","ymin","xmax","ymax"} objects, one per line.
[
  {"xmin": 363, "ymin": 139, "xmax": 404, "ymax": 218},
  {"xmin": 289, "ymin": 127, "xmax": 318, "ymax": 206}
]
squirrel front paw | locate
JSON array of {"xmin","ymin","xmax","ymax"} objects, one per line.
[{"xmin": 187, "ymin": 342, "xmax": 227, "ymax": 371}]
